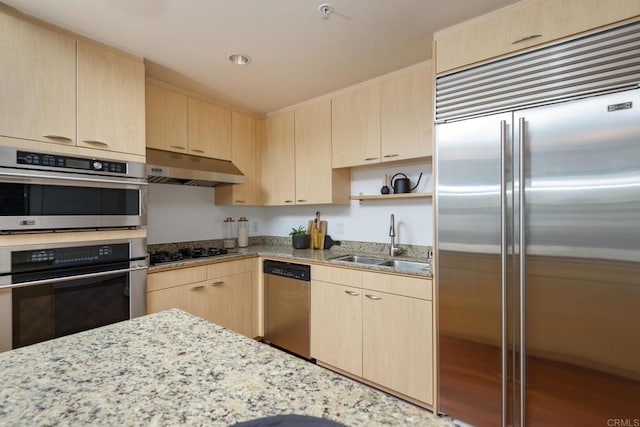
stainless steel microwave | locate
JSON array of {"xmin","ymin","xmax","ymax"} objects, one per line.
[{"xmin": 0, "ymin": 146, "xmax": 147, "ymax": 232}]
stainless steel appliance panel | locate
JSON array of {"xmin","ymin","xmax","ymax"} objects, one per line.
[
  {"xmin": 517, "ymin": 90, "xmax": 640, "ymax": 425},
  {"xmin": 436, "ymin": 112, "xmax": 512, "ymax": 426},
  {"xmin": 263, "ymin": 261, "xmax": 310, "ymax": 359}
]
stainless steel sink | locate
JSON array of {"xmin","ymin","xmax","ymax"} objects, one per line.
[
  {"xmin": 378, "ymin": 259, "xmax": 430, "ymax": 271},
  {"xmin": 331, "ymin": 255, "xmax": 386, "ymax": 265}
]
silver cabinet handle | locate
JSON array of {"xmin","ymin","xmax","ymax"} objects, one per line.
[
  {"xmin": 190, "ymin": 285, "xmax": 205, "ymax": 291},
  {"xmin": 297, "ymin": 199, "xmax": 307, "ymax": 202},
  {"xmin": 82, "ymin": 140, "xmax": 109, "ymax": 146},
  {"xmin": 518, "ymin": 116, "xmax": 527, "ymax": 427},
  {"xmin": 0, "ymin": 266, "xmax": 148, "ymax": 290},
  {"xmin": 191, "ymin": 149, "xmax": 205, "ymax": 153},
  {"xmin": 512, "ymin": 34, "xmax": 542, "ymax": 44},
  {"xmin": 43, "ymin": 135, "xmax": 72, "ymax": 142},
  {"xmin": 365, "ymin": 294, "xmax": 381, "ymax": 300},
  {"xmin": 344, "ymin": 290, "xmax": 360, "ymax": 296},
  {"xmin": 211, "ymin": 281, "xmax": 225, "ymax": 286},
  {"xmin": 169, "ymin": 145, "xmax": 187, "ymax": 150},
  {"xmin": 284, "ymin": 200, "xmax": 293, "ymax": 203},
  {"xmin": 364, "ymin": 157, "xmax": 379, "ymax": 161},
  {"xmin": 500, "ymin": 119, "xmax": 508, "ymax": 427},
  {"xmin": 234, "ymin": 200, "xmax": 246, "ymax": 203},
  {"xmin": 383, "ymin": 154, "xmax": 399, "ymax": 158}
]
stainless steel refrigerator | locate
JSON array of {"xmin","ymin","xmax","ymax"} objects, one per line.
[{"xmin": 434, "ymin": 21, "xmax": 640, "ymax": 427}]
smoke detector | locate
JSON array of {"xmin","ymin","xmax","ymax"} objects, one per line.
[{"xmin": 318, "ymin": 3, "xmax": 334, "ymax": 19}]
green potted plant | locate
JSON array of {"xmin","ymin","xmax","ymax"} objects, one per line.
[{"xmin": 289, "ymin": 226, "xmax": 308, "ymax": 249}]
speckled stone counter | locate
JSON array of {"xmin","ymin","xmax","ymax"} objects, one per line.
[
  {"xmin": 149, "ymin": 244, "xmax": 432, "ymax": 278},
  {"xmin": 0, "ymin": 310, "xmax": 452, "ymax": 426}
]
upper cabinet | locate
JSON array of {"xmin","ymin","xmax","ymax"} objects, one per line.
[
  {"xmin": 215, "ymin": 111, "xmax": 261, "ymax": 205},
  {"xmin": 77, "ymin": 41, "xmax": 145, "ymax": 156},
  {"xmin": 294, "ymin": 99, "xmax": 350, "ymax": 205},
  {"xmin": 261, "ymin": 111, "xmax": 296, "ymax": 205},
  {"xmin": 0, "ymin": 11, "xmax": 145, "ymax": 159},
  {"xmin": 0, "ymin": 12, "xmax": 76, "ymax": 146},
  {"xmin": 145, "ymin": 83, "xmax": 188, "ymax": 153},
  {"xmin": 145, "ymin": 82, "xmax": 232, "ymax": 161},
  {"xmin": 187, "ymin": 97, "xmax": 232, "ymax": 160},
  {"xmin": 331, "ymin": 84, "xmax": 381, "ymax": 168},
  {"xmin": 332, "ymin": 61, "xmax": 432, "ymax": 168},
  {"xmin": 434, "ymin": 0, "xmax": 640, "ymax": 74},
  {"xmin": 380, "ymin": 63, "xmax": 432, "ymax": 161}
]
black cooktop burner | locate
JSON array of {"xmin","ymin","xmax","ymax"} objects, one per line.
[{"xmin": 149, "ymin": 247, "xmax": 228, "ymax": 265}]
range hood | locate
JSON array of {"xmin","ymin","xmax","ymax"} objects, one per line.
[{"xmin": 145, "ymin": 148, "xmax": 245, "ymax": 187}]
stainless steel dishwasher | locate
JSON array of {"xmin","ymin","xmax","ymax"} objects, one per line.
[{"xmin": 263, "ymin": 260, "xmax": 311, "ymax": 359}]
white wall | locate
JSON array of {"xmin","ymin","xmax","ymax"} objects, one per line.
[{"xmin": 147, "ymin": 160, "xmax": 432, "ymax": 246}]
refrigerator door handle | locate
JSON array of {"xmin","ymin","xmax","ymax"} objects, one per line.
[
  {"xmin": 500, "ymin": 119, "xmax": 508, "ymax": 427},
  {"xmin": 518, "ymin": 116, "xmax": 527, "ymax": 427}
]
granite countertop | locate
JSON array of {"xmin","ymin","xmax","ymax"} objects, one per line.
[
  {"xmin": 0, "ymin": 309, "xmax": 452, "ymax": 426},
  {"xmin": 149, "ymin": 245, "xmax": 432, "ymax": 278}
]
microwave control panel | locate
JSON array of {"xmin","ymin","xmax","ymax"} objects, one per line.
[{"xmin": 17, "ymin": 151, "xmax": 127, "ymax": 174}]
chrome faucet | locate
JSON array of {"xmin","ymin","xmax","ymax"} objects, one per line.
[{"xmin": 389, "ymin": 213, "xmax": 403, "ymax": 257}]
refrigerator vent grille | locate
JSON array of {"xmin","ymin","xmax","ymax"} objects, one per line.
[{"xmin": 435, "ymin": 20, "xmax": 640, "ymax": 121}]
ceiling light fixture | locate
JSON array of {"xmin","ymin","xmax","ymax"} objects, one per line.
[
  {"xmin": 229, "ymin": 54, "xmax": 251, "ymax": 65},
  {"xmin": 318, "ymin": 3, "xmax": 334, "ymax": 19}
]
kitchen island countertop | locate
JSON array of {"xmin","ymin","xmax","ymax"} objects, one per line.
[
  {"xmin": 149, "ymin": 244, "xmax": 432, "ymax": 278},
  {"xmin": 0, "ymin": 309, "xmax": 451, "ymax": 426}
]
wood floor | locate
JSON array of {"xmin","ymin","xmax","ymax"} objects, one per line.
[{"xmin": 439, "ymin": 336, "xmax": 640, "ymax": 427}]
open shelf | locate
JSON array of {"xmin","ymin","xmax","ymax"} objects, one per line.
[{"xmin": 351, "ymin": 192, "xmax": 432, "ymax": 201}]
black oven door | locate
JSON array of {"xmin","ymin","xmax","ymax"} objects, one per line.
[
  {"xmin": 11, "ymin": 266, "xmax": 135, "ymax": 348},
  {"xmin": 0, "ymin": 168, "xmax": 147, "ymax": 231}
]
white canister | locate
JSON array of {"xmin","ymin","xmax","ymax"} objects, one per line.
[{"xmin": 237, "ymin": 217, "xmax": 249, "ymax": 248}]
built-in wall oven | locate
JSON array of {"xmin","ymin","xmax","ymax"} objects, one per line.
[
  {"xmin": 0, "ymin": 146, "xmax": 147, "ymax": 232},
  {"xmin": 0, "ymin": 234, "xmax": 147, "ymax": 352}
]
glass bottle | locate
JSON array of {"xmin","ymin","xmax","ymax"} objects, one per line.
[
  {"xmin": 223, "ymin": 217, "xmax": 237, "ymax": 249},
  {"xmin": 237, "ymin": 217, "xmax": 249, "ymax": 248}
]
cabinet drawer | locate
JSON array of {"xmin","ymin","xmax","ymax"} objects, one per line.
[
  {"xmin": 313, "ymin": 264, "xmax": 363, "ymax": 288},
  {"xmin": 147, "ymin": 266, "xmax": 207, "ymax": 292},
  {"xmin": 363, "ymin": 271, "xmax": 431, "ymax": 300},
  {"xmin": 207, "ymin": 258, "xmax": 252, "ymax": 278}
]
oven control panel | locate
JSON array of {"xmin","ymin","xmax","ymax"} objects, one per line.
[
  {"xmin": 11, "ymin": 244, "xmax": 130, "ymax": 273},
  {"xmin": 17, "ymin": 151, "xmax": 127, "ymax": 174}
]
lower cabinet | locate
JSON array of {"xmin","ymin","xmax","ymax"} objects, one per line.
[
  {"xmin": 147, "ymin": 259, "xmax": 253, "ymax": 337},
  {"xmin": 310, "ymin": 265, "xmax": 433, "ymax": 405}
]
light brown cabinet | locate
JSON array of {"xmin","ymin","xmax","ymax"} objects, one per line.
[
  {"xmin": 77, "ymin": 41, "xmax": 145, "ymax": 156},
  {"xmin": 0, "ymin": 11, "xmax": 145, "ymax": 158},
  {"xmin": 332, "ymin": 62, "xmax": 432, "ymax": 168},
  {"xmin": 145, "ymin": 83, "xmax": 188, "ymax": 153},
  {"xmin": 146, "ymin": 259, "xmax": 253, "ymax": 338},
  {"xmin": 294, "ymin": 99, "xmax": 350, "ymax": 205},
  {"xmin": 434, "ymin": 0, "xmax": 640, "ymax": 73},
  {"xmin": 310, "ymin": 265, "xmax": 434, "ymax": 405},
  {"xmin": 215, "ymin": 111, "xmax": 261, "ymax": 205},
  {"xmin": 0, "ymin": 12, "xmax": 76, "ymax": 146},
  {"xmin": 187, "ymin": 97, "xmax": 232, "ymax": 160},
  {"xmin": 261, "ymin": 111, "xmax": 296, "ymax": 205}
]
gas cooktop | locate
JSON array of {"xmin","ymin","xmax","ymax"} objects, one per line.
[{"xmin": 149, "ymin": 247, "xmax": 228, "ymax": 266}]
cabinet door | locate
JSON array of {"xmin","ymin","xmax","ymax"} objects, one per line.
[
  {"xmin": 262, "ymin": 111, "xmax": 295, "ymax": 205},
  {"xmin": 188, "ymin": 97, "xmax": 232, "ymax": 160},
  {"xmin": 215, "ymin": 111, "xmax": 258, "ymax": 205},
  {"xmin": 145, "ymin": 83, "xmax": 188, "ymax": 153},
  {"xmin": 147, "ymin": 282, "xmax": 207, "ymax": 319},
  {"xmin": 363, "ymin": 291, "xmax": 433, "ymax": 404},
  {"xmin": 331, "ymin": 84, "xmax": 381, "ymax": 168},
  {"xmin": 77, "ymin": 41, "xmax": 145, "ymax": 156},
  {"xmin": 206, "ymin": 272, "xmax": 252, "ymax": 337},
  {"xmin": 295, "ymin": 99, "xmax": 333, "ymax": 204},
  {"xmin": 311, "ymin": 280, "xmax": 363, "ymax": 377},
  {"xmin": 381, "ymin": 64, "xmax": 432, "ymax": 161},
  {"xmin": 0, "ymin": 12, "xmax": 76, "ymax": 145}
]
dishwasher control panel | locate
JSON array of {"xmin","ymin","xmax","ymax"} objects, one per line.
[{"xmin": 263, "ymin": 260, "xmax": 310, "ymax": 281}]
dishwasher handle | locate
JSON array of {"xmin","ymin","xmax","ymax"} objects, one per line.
[{"xmin": 263, "ymin": 260, "xmax": 311, "ymax": 281}]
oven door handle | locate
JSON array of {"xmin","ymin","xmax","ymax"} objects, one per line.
[
  {"xmin": 0, "ymin": 266, "xmax": 148, "ymax": 290},
  {"xmin": 0, "ymin": 170, "xmax": 148, "ymax": 187}
]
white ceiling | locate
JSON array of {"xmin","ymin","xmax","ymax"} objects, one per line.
[{"xmin": 3, "ymin": 0, "xmax": 519, "ymax": 114}]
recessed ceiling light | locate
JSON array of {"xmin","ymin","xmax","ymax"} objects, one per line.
[{"xmin": 229, "ymin": 54, "xmax": 251, "ymax": 65}]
